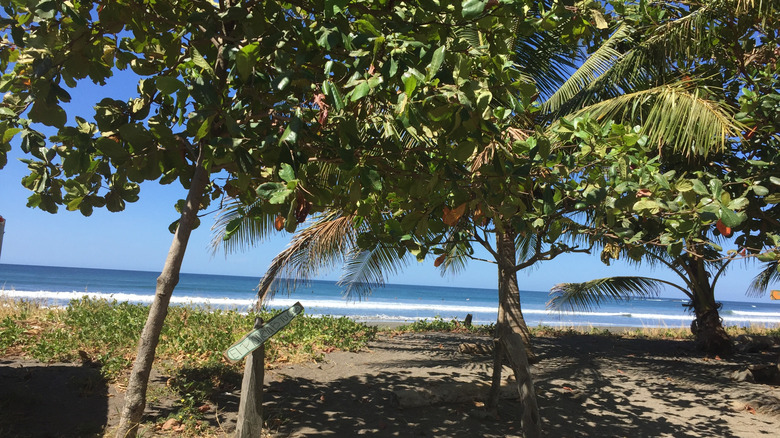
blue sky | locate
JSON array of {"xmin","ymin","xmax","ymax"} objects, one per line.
[
  {"xmin": 1, "ymin": 140, "xmax": 776, "ymax": 303},
  {"xmin": 0, "ymin": 53, "xmax": 776, "ymax": 304}
]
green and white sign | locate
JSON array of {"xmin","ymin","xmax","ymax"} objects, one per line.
[{"xmin": 225, "ymin": 302, "xmax": 304, "ymax": 363}]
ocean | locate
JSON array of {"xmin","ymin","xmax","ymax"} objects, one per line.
[{"xmin": 2, "ymin": 263, "xmax": 780, "ymax": 329}]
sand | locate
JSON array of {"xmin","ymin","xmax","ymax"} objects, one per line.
[{"xmin": 2, "ymin": 331, "xmax": 780, "ymax": 437}]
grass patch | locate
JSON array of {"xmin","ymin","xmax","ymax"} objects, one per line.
[
  {"xmin": 395, "ymin": 316, "xmax": 495, "ymax": 335},
  {"xmin": 0, "ymin": 295, "xmax": 377, "ymax": 435}
]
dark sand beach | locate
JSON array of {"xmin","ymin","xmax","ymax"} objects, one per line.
[{"xmin": 2, "ymin": 331, "xmax": 780, "ymax": 437}]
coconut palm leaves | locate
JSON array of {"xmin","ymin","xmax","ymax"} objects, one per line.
[
  {"xmin": 549, "ymin": 276, "xmax": 669, "ymax": 311},
  {"xmin": 539, "ymin": 0, "xmax": 768, "ymax": 157},
  {"xmin": 210, "ymin": 198, "xmax": 278, "ymax": 255},
  {"xmin": 746, "ymin": 261, "xmax": 780, "ymax": 298},
  {"xmin": 573, "ymin": 83, "xmax": 740, "ymax": 157}
]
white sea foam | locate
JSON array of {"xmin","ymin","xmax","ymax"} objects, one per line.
[
  {"xmin": 729, "ymin": 310, "xmax": 780, "ymax": 317},
  {"xmin": 4, "ymin": 290, "xmax": 779, "ymax": 325},
  {"xmin": 268, "ymin": 298, "xmax": 497, "ymax": 313},
  {"xmin": 1, "ymin": 290, "xmax": 257, "ymax": 307}
]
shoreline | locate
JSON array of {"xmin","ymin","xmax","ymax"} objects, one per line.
[{"xmin": 3, "ymin": 292, "xmax": 780, "ymax": 332}]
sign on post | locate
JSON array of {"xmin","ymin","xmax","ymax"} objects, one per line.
[{"xmin": 225, "ymin": 302, "xmax": 304, "ymax": 363}]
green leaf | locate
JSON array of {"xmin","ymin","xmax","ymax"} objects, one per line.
[
  {"xmin": 351, "ymin": 81, "xmax": 370, "ymax": 101},
  {"xmin": 354, "ymin": 19, "xmax": 380, "ymax": 36},
  {"xmin": 453, "ymin": 140, "xmax": 476, "ymax": 161},
  {"xmin": 279, "ymin": 163, "xmax": 295, "ymax": 182},
  {"xmin": 96, "ymin": 136, "xmax": 130, "ymax": 162},
  {"xmin": 633, "ymin": 198, "xmax": 660, "ymax": 213},
  {"xmin": 194, "ymin": 116, "xmax": 213, "ymax": 141},
  {"xmin": 257, "ymin": 182, "xmax": 285, "ymax": 200},
  {"xmin": 675, "ymin": 180, "xmax": 693, "ymax": 192},
  {"xmin": 691, "ymin": 179, "xmax": 708, "ymax": 196},
  {"xmin": 365, "ymin": 169, "xmax": 382, "ymax": 191},
  {"xmin": 426, "ymin": 45, "xmax": 446, "ymax": 80},
  {"xmin": 402, "ymin": 72, "xmax": 417, "ymax": 97},
  {"xmin": 462, "ymin": 0, "xmax": 488, "ymax": 19},
  {"xmin": 29, "ymin": 102, "xmax": 66, "ymax": 128},
  {"xmin": 652, "ymin": 173, "xmax": 671, "ymax": 191},
  {"xmin": 269, "ymin": 188, "xmax": 293, "ymax": 204},
  {"xmin": 719, "ymin": 207, "xmax": 743, "ymax": 228},
  {"xmin": 753, "ymin": 185, "xmax": 769, "ymax": 196},
  {"xmin": 667, "ymin": 241, "xmax": 683, "ymax": 258},
  {"xmin": 236, "ymin": 43, "xmax": 258, "ymax": 82},
  {"xmin": 770, "ymin": 176, "xmax": 780, "ymax": 186},
  {"xmin": 191, "ymin": 47, "xmax": 214, "ymax": 74},
  {"xmin": 765, "ymin": 194, "xmax": 780, "ymax": 204},
  {"xmin": 155, "ymin": 77, "xmax": 183, "ymax": 94},
  {"xmin": 2, "ymin": 128, "xmax": 22, "ymax": 144},
  {"xmin": 279, "ymin": 116, "xmax": 302, "ymax": 145}
]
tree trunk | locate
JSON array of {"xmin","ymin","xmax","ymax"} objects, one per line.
[
  {"xmin": 115, "ymin": 157, "xmax": 210, "ymax": 438},
  {"xmin": 487, "ymin": 229, "xmax": 541, "ymax": 438},
  {"xmin": 687, "ymin": 258, "xmax": 732, "ymax": 355}
]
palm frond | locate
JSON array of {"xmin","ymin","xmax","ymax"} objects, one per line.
[
  {"xmin": 338, "ymin": 243, "xmax": 411, "ymax": 300},
  {"xmin": 746, "ymin": 261, "xmax": 780, "ymax": 298},
  {"xmin": 438, "ymin": 230, "xmax": 473, "ymax": 276},
  {"xmin": 210, "ymin": 198, "xmax": 277, "ymax": 255},
  {"xmin": 543, "ymin": 24, "xmax": 633, "ymax": 114},
  {"xmin": 515, "ymin": 232, "xmax": 538, "ymax": 265},
  {"xmin": 257, "ymin": 211, "xmax": 356, "ymax": 302},
  {"xmin": 562, "ymin": 83, "xmax": 741, "ymax": 157},
  {"xmin": 512, "ymin": 29, "xmax": 582, "ymax": 100},
  {"xmin": 548, "ymin": 276, "xmax": 667, "ymax": 312}
]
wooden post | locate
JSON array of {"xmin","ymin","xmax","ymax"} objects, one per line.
[
  {"xmin": 236, "ymin": 318, "xmax": 265, "ymax": 438},
  {"xmin": 0, "ymin": 216, "xmax": 5, "ymax": 260}
]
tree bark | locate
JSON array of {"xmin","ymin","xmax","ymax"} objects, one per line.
[
  {"xmin": 687, "ymin": 258, "xmax": 732, "ymax": 354},
  {"xmin": 115, "ymin": 156, "xmax": 210, "ymax": 438},
  {"xmin": 487, "ymin": 229, "xmax": 541, "ymax": 438}
]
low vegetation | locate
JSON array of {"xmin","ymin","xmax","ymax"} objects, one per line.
[
  {"xmin": 395, "ymin": 317, "xmax": 780, "ymax": 341},
  {"xmin": 3, "ymin": 296, "xmax": 778, "ymax": 435},
  {"xmin": 0, "ymin": 295, "xmax": 377, "ymax": 435}
]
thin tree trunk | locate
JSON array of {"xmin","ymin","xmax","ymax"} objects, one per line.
[
  {"xmin": 687, "ymin": 258, "xmax": 731, "ymax": 354},
  {"xmin": 115, "ymin": 156, "xmax": 210, "ymax": 438},
  {"xmin": 487, "ymin": 229, "xmax": 541, "ymax": 437}
]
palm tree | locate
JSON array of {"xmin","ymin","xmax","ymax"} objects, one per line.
[
  {"xmin": 545, "ymin": 0, "xmax": 779, "ymax": 354},
  {"xmin": 548, "ymin": 240, "xmax": 736, "ymax": 353},
  {"xmin": 747, "ymin": 261, "xmax": 780, "ymax": 298}
]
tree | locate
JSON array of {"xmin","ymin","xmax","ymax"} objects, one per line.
[
  {"xmin": 549, "ymin": 245, "xmax": 738, "ymax": 352},
  {"xmin": 547, "ymin": 0, "xmax": 780, "ymax": 354},
  {"xmin": 0, "ymin": 1, "xmax": 397, "ymax": 435},
  {"xmin": 215, "ymin": 6, "xmax": 718, "ymax": 436},
  {"xmin": 3, "ymin": 1, "xmax": 620, "ymax": 436},
  {"xmin": 215, "ymin": 1, "xmax": 763, "ymax": 432}
]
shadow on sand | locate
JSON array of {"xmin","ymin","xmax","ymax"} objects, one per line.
[{"xmin": 0, "ymin": 360, "xmax": 109, "ymax": 437}]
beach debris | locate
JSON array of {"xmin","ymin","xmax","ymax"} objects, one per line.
[
  {"xmin": 731, "ymin": 364, "xmax": 780, "ymax": 385},
  {"xmin": 392, "ymin": 382, "xmax": 516, "ymax": 408},
  {"xmin": 161, "ymin": 418, "xmax": 181, "ymax": 431},
  {"xmin": 731, "ymin": 368, "xmax": 755, "ymax": 383},
  {"xmin": 732, "ymin": 396, "xmax": 780, "ymax": 417},
  {"xmin": 458, "ymin": 342, "xmax": 493, "ymax": 355},
  {"xmin": 735, "ymin": 334, "xmax": 777, "ymax": 353}
]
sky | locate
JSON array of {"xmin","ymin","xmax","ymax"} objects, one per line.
[{"xmin": 0, "ymin": 40, "xmax": 777, "ymax": 305}]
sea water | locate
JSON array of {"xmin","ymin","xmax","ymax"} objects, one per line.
[{"xmin": 2, "ymin": 263, "xmax": 780, "ymax": 328}]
